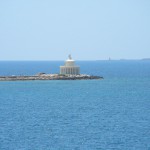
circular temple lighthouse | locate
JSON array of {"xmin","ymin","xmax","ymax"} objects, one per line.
[{"xmin": 60, "ymin": 55, "xmax": 80, "ymax": 75}]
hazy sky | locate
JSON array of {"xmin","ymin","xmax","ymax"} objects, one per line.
[{"xmin": 0, "ymin": 0, "xmax": 150, "ymax": 60}]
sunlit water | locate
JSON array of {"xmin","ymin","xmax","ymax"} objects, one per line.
[{"xmin": 0, "ymin": 61, "xmax": 150, "ymax": 150}]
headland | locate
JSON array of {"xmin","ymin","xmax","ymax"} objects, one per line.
[{"xmin": 0, "ymin": 55, "xmax": 103, "ymax": 81}]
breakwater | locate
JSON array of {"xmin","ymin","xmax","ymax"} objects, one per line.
[{"xmin": 0, "ymin": 74, "xmax": 103, "ymax": 81}]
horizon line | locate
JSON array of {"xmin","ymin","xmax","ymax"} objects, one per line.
[{"xmin": 0, "ymin": 58, "xmax": 150, "ymax": 61}]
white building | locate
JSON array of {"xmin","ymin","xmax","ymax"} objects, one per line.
[{"xmin": 60, "ymin": 55, "xmax": 80, "ymax": 75}]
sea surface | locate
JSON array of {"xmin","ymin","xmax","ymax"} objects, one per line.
[{"xmin": 0, "ymin": 60, "xmax": 150, "ymax": 150}]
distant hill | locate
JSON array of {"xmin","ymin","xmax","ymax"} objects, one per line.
[{"xmin": 141, "ymin": 58, "xmax": 150, "ymax": 61}]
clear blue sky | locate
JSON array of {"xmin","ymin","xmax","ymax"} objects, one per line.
[{"xmin": 0, "ymin": 0, "xmax": 150, "ymax": 60}]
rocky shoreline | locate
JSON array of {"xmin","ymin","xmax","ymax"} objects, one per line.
[{"xmin": 0, "ymin": 74, "xmax": 103, "ymax": 81}]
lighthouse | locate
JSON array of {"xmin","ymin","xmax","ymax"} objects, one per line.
[{"xmin": 60, "ymin": 55, "xmax": 80, "ymax": 75}]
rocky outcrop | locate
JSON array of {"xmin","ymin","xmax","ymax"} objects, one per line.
[{"xmin": 0, "ymin": 74, "xmax": 103, "ymax": 81}]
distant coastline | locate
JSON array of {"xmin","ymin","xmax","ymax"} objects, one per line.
[{"xmin": 95, "ymin": 58, "xmax": 150, "ymax": 61}]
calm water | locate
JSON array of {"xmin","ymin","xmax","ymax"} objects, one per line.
[{"xmin": 0, "ymin": 61, "xmax": 150, "ymax": 150}]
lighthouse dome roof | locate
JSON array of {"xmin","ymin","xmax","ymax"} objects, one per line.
[
  {"xmin": 66, "ymin": 59, "xmax": 75, "ymax": 62},
  {"xmin": 65, "ymin": 55, "xmax": 76, "ymax": 66}
]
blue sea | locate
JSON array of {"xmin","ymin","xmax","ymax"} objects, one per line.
[{"xmin": 0, "ymin": 60, "xmax": 150, "ymax": 150}]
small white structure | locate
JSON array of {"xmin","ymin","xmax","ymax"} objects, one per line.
[{"xmin": 60, "ymin": 55, "xmax": 80, "ymax": 75}]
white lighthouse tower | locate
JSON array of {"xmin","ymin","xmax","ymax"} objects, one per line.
[{"xmin": 60, "ymin": 55, "xmax": 80, "ymax": 75}]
